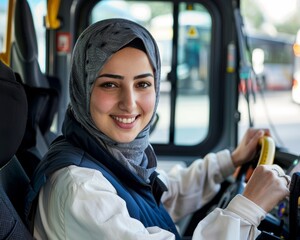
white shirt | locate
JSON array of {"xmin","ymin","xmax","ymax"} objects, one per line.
[{"xmin": 34, "ymin": 149, "xmax": 266, "ymax": 240}]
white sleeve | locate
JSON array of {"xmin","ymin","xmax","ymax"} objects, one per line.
[
  {"xmin": 192, "ymin": 195, "xmax": 266, "ymax": 240},
  {"xmin": 33, "ymin": 165, "xmax": 176, "ymax": 240},
  {"xmin": 158, "ymin": 149, "xmax": 236, "ymax": 222},
  {"xmin": 34, "ymin": 158, "xmax": 265, "ymax": 240}
]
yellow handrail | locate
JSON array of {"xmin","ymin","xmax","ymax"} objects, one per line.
[{"xmin": 45, "ymin": 0, "xmax": 61, "ymax": 29}]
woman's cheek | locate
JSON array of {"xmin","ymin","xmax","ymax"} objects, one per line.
[
  {"xmin": 142, "ymin": 92, "xmax": 156, "ymax": 116},
  {"xmin": 91, "ymin": 92, "xmax": 116, "ymax": 114}
]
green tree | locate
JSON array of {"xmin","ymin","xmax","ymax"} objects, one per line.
[
  {"xmin": 275, "ymin": 13, "xmax": 300, "ymax": 35},
  {"xmin": 241, "ymin": 0, "xmax": 300, "ymax": 36},
  {"xmin": 241, "ymin": 0, "xmax": 264, "ymax": 29}
]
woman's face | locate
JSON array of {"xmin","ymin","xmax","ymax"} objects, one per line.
[{"xmin": 90, "ymin": 47, "xmax": 156, "ymax": 143}]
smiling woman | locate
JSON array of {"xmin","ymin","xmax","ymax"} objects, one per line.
[
  {"xmin": 1, "ymin": 0, "xmax": 299, "ymax": 239},
  {"xmin": 90, "ymin": 46, "xmax": 156, "ymax": 143},
  {"xmin": 21, "ymin": 17, "xmax": 291, "ymax": 240}
]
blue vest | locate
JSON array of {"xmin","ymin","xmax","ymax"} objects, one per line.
[{"xmin": 25, "ymin": 111, "xmax": 181, "ymax": 239}]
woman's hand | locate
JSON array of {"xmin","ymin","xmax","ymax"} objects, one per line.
[
  {"xmin": 231, "ymin": 128, "xmax": 270, "ymax": 167},
  {"xmin": 243, "ymin": 164, "xmax": 290, "ymax": 212}
]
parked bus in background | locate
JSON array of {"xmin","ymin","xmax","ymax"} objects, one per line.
[{"xmin": 248, "ymin": 33, "xmax": 294, "ymax": 91}]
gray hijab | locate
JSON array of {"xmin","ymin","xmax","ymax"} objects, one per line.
[{"xmin": 69, "ymin": 18, "xmax": 161, "ymax": 182}]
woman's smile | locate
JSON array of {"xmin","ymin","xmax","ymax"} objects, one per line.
[
  {"xmin": 111, "ymin": 115, "xmax": 140, "ymax": 129},
  {"xmin": 112, "ymin": 115, "xmax": 137, "ymax": 124}
]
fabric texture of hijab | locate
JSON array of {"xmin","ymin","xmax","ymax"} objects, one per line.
[{"xmin": 69, "ymin": 18, "xmax": 161, "ymax": 182}]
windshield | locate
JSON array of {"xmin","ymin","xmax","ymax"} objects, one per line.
[{"xmin": 240, "ymin": 0, "xmax": 299, "ymax": 155}]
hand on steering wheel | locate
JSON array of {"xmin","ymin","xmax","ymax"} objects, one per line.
[{"xmin": 217, "ymin": 136, "xmax": 275, "ymax": 209}]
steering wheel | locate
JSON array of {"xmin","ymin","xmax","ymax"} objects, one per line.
[{"xmin": 216, "ymin": 136, "xmax": 276, "ymax": 209}]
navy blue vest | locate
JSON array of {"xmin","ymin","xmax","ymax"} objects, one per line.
[{"xmin": 25, "ymin": 111, "xmax": 181, "ymax": 239}]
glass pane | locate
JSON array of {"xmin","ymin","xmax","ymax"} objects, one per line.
[
  {"xmin": 240, "ymin": 1, "xmax": 299, "ymax": 154},
  {"xmin": 27, "ymin": 0, "xmax": 46, "ymax": 72},
  {"xmin": 175, "ymin": 3, "xmax": 211, "ymax": 145},
  {"xmin": 148, "ymin": 4, "xmax": 173, "ymax": 144},
  {"xmin": 91, "ymin": 0, "xmax": 172, "ymax": 144},
  {"xmin": 0, "ymin": 0, "xmax": 8, "ymax": 52}
]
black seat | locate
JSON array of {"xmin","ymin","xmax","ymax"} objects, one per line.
[
  {"xmin": 10, "ymin": 0, "xmax": 60, "ymax": 147},
  {"xmin": 10, "ymin": 0, "xmax": 61, "ymax": 178},
  {"xmin": 0, "ymin": 60, "xmax": 33, "ymax": 239},
  {"xmin": 16, "ymin": 75, "xmax": 55, "ymax": 179}
]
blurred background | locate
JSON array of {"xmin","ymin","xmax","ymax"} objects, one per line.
[
  {"xmin": 1, "ymin": 0, "xmax": 300, "ymax": 154},
  {"xmin": 238, "ymin": 0, "xmax": 300, "ymax": 155}
]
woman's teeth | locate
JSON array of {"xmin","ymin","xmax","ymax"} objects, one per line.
[{"xmin": 114, "ymin": 116, "xmax": 135, "ymax": 124}]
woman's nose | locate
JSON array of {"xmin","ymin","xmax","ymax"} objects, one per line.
[{"xmin": 118, "ymin": 88, "xmax": 136, "ymax": 112}]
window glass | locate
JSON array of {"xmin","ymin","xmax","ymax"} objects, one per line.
[
  {"xmin": 91, "ymin": 1, "xmax": 211, "ymax": 146},
  {"xmin": 240, "ymin": 1, "xmax": 299, "ymax": 155},
  {"xmin": 0, "ymin": 0, "xmax": 8, "ymax": 53},
  {"xmin": 175, "ymin": 3, "xmax": 211, "ymax": 145},
  {"xmin": 27, "ymin": 0, "xmax": 46, "ymax": 72}
]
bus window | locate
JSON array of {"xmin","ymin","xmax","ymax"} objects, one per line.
[
  {"xmin": 0, "ymin": 1, "xmax": 8, "ymax": 58},
  {"xmin": 175, "ymin": 3, "xmax": 211, "ymax": 145},
  {"xmin": 27, "ymin": 0, "xmax": 47, "ymax": 72},
  {"xmin": 247, "ymin": 34, "xmax": 294, "ymax": 90},
  {"xmin": 90, "ymin": 1, "xmax": 212, "ymax": 146}
]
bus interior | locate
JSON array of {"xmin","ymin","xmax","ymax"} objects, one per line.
[{"xmin": 0, "ymin": 0, "xmax": 300, "ymax": 239}]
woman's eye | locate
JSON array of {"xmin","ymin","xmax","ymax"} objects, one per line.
[
  {"xmin": 100, "ymin": 82, "xmax": 117, "ymax": 88},
  {"xmin": 137, "ymin": 81, "xmax": 152, "ymax": 89}
]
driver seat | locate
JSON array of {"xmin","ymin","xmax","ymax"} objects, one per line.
[
  {"xmin": 10, "ymin": 0, "xmax": 60, "ymax": 147},
  {"xmin": 0, "ymin": 60, "xmax": 33, "ymax": 239},
  {"xmin": 10, "ymin": 0, "xmax": 60, "ymax": 178}
]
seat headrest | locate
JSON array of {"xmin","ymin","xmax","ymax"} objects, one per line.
[
  {"xmin": 14, "ymin": 0, "xmax": 38, "ymax": 61},
  {"xmin": 0, "ymin": 60, "xmax": 28, "ymax": 166}
]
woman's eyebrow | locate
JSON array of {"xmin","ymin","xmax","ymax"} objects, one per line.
[
  {"xmin": 134, "ymin": 73, "xmax": 154, "ymax": 79},
  {"xmin": 97, "ymin": 74, "xmax": 123, "ymax": 79},
  {"xmin": 97, "ymin": 73, "xmax": 154, "ymax": 80}
]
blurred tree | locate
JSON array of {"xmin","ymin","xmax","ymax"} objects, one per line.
[
  {"xmin": 275, "ymin": 13, "xmax": 300, "ymax": 35},
  {"xmin": 241, "ymin": 0, "xmax": 264, "ymax": 29},
  {"xmin": 241, "ymin": 0, "xmax": 300, "ymax": 36}
]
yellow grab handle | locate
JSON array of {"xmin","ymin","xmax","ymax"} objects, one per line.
[
  {"xmin": 45, "ymin": 0, "xmax": 61, "ymax": 29},
  {"xmin": 257, "ymin": 136, "xmax": 275, "ymax": 165}
]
